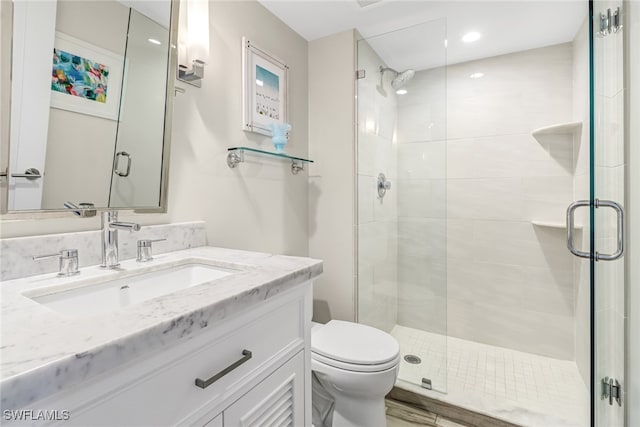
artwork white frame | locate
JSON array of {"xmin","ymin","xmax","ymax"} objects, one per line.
[
  {"xmin": 242, "ymin": 37, "xmax": 288, "ymax": 136},
  {"xmin": 50, "ymin": 32, "xmax": 124, "ymax": 121}
]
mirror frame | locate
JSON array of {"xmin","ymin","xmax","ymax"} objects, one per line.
[{"xmin": 0, "ymin": 0, "xmax": 179, "ymax": 218}]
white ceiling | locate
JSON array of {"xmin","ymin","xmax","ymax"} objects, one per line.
[{"xmin": 258, "ymin": 0, "xmax": 587, "ymax": 70}]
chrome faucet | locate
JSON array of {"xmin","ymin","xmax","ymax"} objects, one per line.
[{"xmin": 101, "ymin": 211, "xmax": 141, "ymax": 268}]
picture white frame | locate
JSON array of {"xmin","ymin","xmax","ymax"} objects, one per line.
[
  {"xmin": 242, "ymin": 37, "xmax": 289, "ymax": 136},
  {"xmin": 50, "ymin": 31, "xmax": 124, "ymax": 121}
]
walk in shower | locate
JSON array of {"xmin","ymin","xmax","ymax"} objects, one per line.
[{"xmin": 355, "ymin": 2, "xmax": 630, "ymax": 425}]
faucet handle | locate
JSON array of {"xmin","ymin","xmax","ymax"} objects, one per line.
[
  {"xmin": 33, "ymin": 249, "xmax": 79, "ymax": 276},
  {"xmin": 137, "ymin": 239, "xmax": 166, "ymax": 262}
]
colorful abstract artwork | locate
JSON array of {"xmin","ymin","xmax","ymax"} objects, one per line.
[{"xmin": 51, "ymin": 49, "xmax": 109, "ymax": 103}]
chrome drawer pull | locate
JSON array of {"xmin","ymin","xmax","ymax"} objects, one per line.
[{"xmin": 195, "ymin": 350, "xmax": 252, "ymax": 389}]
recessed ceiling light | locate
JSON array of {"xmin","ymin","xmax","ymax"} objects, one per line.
[
  {"xmin": 396, "ymin": 89, "xmax": 408, "ymax": 95},
  {"xmin": 148, "ymin": 38, "xmax": 161, "ymax": 45},
  {"xmin": 470, "ymin": 72, "xmax": 484, "ymax": 79},
  {"xmin": 462, "ymin": 32, "xmax": 481, "ymax": 43}
]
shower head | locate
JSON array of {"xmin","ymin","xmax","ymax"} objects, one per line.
[
  {"xmin": 379, "ymin": 66, "xmax": 415, "ymax": 91},
  {"xmin": 391, "ymin": 69, "xmax": 415, "ymax": 90}
]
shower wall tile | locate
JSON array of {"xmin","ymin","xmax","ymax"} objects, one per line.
[
  {"xmin": 522, "ymin": 176, "xmax": 574, "ymax": 223},
  {"xmin": 571, "ymin": 17, "xmax": 591, "ymax": 389},
  {"xmin": 374, "ymin": 184, "xmax": 398, "ymax": 222},
  {"xmin": 445, "ymin": 219, "xmax": 574, "ymax": 272},
  {"xmin": 397, "ymin": 141, "xmax": 446, "ymax": 180},
  {"xmin": 396, "ymin": 66, "xmax": 446, "ymax": 143},
  {"xmin": 358, "ymin": 133, "xmax": 397, "ymax": 177},
  {"xmin": 447, "ymin": 178, "xmax": 525, "ymax": 221},
  {"xmin": 595, "ymin": 308, "xmax": 626, "ymax": 427},
  {"xmin": 595, "ymin": 92, "xmax": 625, "ymax": 168},
  {"xmin": 396, "ymin": 103, "xmax": 446, "ymax": 143},
  {"xmin": 359, "ymin": 221, "xmax": 395, "ymax": 268},
  {"xmin": 395, "ymin": 43, "xmax": 577, "ymax": 359},
  {"xmin": 445, "ymin": 43, "xmax": 573, "ymax": 140},
  {"xmin": 397, "ymin": 294, "xmax": 447, "ymax": 335},
  {"xmin": 447, "ymin": 297, "xmax": 575, "ymax": 360},
  {"xmin": 398, "ymin": 219, "xmax": 446, "ymax": 261},
  {"xmin": 397, "ymin": 179, "xmax": 446, "ymax": 219},
  {"xmin": 447, "ymin": 259, "xmax": 573, "ymax": 318},
  {"xmin": 396, "ymin": 66, "xmax": 446, "ymax": 107},
  {"xmin": 447, "ymin": 134, "xmax": 575, "ymax": 180},
  {"xmin": 356, "ymin": 37, "xmax": 398, "ymax": 333},
  {"xmin": 358, "ymin": 175, "xmax": 375, "ymax": 224}
]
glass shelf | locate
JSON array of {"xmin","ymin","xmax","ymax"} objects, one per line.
[{"xmin": 226, "ymin": 146, "xmax": 314, "ymax": 175}]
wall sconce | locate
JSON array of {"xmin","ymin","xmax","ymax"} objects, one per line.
[{"xmin": 178, "ymin": 0, "xmax": 209, "ymax": 87}]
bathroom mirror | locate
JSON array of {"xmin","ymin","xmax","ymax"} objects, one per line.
[{"xmin": 0, "ymin": 0, "xmax": 178, "ymax": 213}]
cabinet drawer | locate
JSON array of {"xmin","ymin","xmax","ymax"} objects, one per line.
[{"xmin": 62, "ymin": 296, "xmax": 304, "ymax": 426}]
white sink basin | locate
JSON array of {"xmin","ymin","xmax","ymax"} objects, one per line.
[{"xmin": 28, "ymin": 263, "xmax": 237, "ymax": 316}]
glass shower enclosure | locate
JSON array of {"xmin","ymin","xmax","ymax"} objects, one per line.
[
  {"xmin": 354, "ymin": 1, "xmax": 632, "ymax": 425},
  {"xmin": 356, "ymin": 19, "xmax": 448, "ymax": 393}
]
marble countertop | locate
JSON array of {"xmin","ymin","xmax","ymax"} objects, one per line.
[{"xmin": 0, "ymin": 246, "xmax": 322, "ymax": 410}]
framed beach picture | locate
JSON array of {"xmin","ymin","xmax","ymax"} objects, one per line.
[
  {"xmin": 242, "ymin": 37, "xmax": 289, "ymax": 136},
  {"xmin": 50, "ymin": 32, "xmax": 124, "ymax": 121}
]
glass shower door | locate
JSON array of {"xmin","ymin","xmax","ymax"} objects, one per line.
[
  {"xmin": 590, "ymin": 1, "xmax": 626, "ymax": 425},
  {"xmin": 355, "ymin": 19, "xmax": 447, "ymax": 393}
]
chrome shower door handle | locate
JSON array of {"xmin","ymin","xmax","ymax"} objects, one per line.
[
  {"xmin": 567, "ymin": 200, "xmax": 590, "ymax": 259},
  {"xmin": 594, "ymin": 199, "xmax": 624, "ymax": 261},
  {"xmin": 113, "ymin": 151, "xmax": 132, "ymax": 177},
  {"xmin": 566, "ymin": 199, "xmax": 625, "ymax": 261}
]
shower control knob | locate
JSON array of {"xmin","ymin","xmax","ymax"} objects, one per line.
[{"xmin": 377, "ymin": 173, "xmax": 392, "ymax": 198}]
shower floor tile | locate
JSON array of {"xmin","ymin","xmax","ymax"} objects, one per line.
[{"xmin": 390, "ymin": 325, "xmax": 589, "ymax": 427}]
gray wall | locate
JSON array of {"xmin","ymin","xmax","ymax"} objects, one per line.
[
  {"xmin": 1, "ymin": 1, "xmax": 310, "ymax": 261},
  {"xmin": 308, "ymin": 30, "xmax": 357, "ymax": 323}
]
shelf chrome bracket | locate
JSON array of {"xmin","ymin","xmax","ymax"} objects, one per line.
[
  {"xmin": 227, "ymin": 150, "xmax": 244, "ymax": 168},
  {"xmin": 291, "ymin": 161, "xmax": 304, "ymax": 175}
]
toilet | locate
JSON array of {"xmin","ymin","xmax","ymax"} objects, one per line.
[{"xmin": 311, "ymin": 320, "xmax": 401, "ymax": 427}]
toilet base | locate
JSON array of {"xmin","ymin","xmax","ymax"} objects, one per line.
[{"xmin": 331, "ymin": 395, "xmax": 387, "ymax": 427}]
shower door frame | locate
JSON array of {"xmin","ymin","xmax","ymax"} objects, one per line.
[{"xmin": 587, "ymin": 0, "xmax": 630, "ymax": 425}]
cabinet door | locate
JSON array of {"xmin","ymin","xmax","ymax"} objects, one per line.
[
  {"xmin": 203, "ymin": 414, "xmax": 223, "ymax": 427},
  {"xmin": 223, "ymin": 352, "xmax": 304, "ymax": 427}
]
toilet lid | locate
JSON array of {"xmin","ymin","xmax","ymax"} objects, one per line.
[{"xmin": 311, "ymin": 321, "xmax": 400, "ymax": 366}]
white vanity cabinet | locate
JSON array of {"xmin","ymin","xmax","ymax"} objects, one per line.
[
  {"xmin": 212, "ymin": 352, "xmax": 305, "ymax": 427},
  {"xmin": 18, "ymin": 283, "xmax": 312, "ymax": 427}
]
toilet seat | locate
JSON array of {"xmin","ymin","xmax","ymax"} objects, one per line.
[
  {"xmin": 312, "ymin": 350, "xmax": 401, "ymax": 373},
  {"xmin": 311, "ymin": 320, "xmax": 400, "ymax": 373}
]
